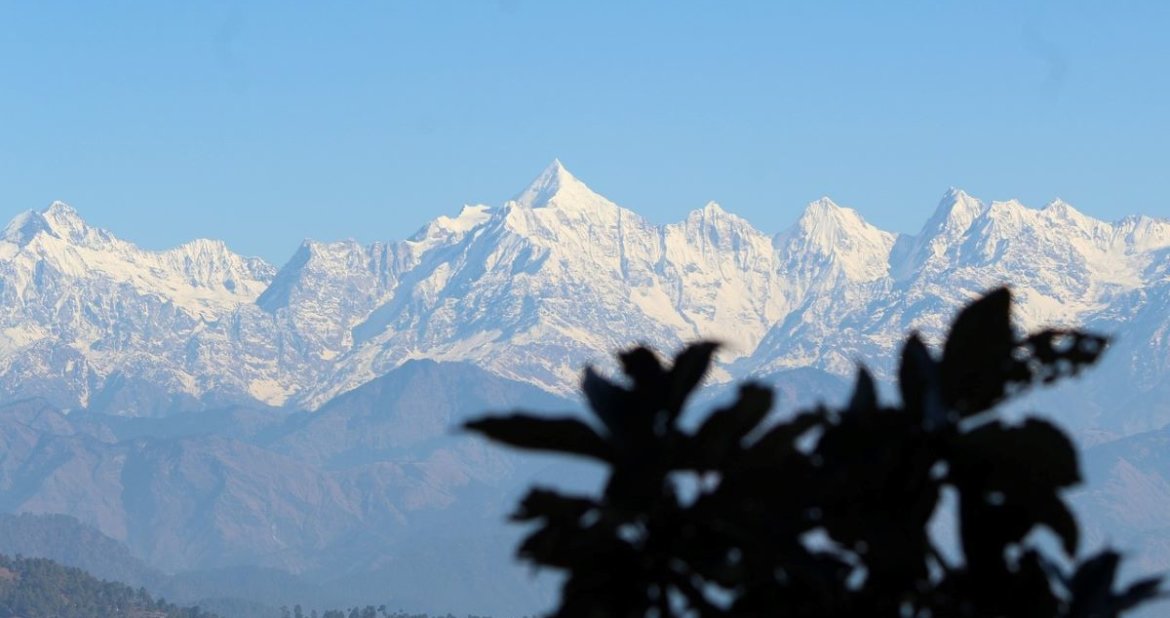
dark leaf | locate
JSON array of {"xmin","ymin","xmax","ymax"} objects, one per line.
[
  {"xmin": 957, "ymin": 491, "xmax": 1015, "ymax": 574},
  {"xmin": 741, "ymin": 409, "xmax": 824, "ymax": 468},
  {"xmin": 690, "ymin": 383, "xmax": 773, "ymax": 468},
  {"xmin": 898, "ymin": 333, "xmax": 944, "ymax": 428},
  {"xmin": 954, "ymin": 418, "xmax": 1082, "ymax": 490},
  {"xmin": 846, "ymin": 366, "xmax": 878, "ymax": 414},
  {"xmin": 619, "ymin": 347, "xmax": 666, "ymax": 389},
  {"xmin": 516, "ymin": 521, "xmax": 631, "ymax": 570},
  {"xmin": 941, "ymin": 287, "xmax": 1015, "ymax": 416},
  {"xmin": 582, "ymin": 367, "xmax": 632, "ymax": 437},
  {"xmin": 1118, "ymin": 576, "xmax": 1164, "ymax": 611},
  {"xmin": 512, "ymin": 488, "xmax": 597, "ymax": 522},
  {"xmin": 1035, "ymin": 494, "xmax": 1080, "ymax": 557},
  {"xmin": 664, "ymin": 341, "xmax": 719, "ymax": 419},
  {"xmin": 1020, "ymin": 329, "xmax": 1111, "ymax": 386},
  {"xmin": 464, "ymin": 414, "xmax": 613, "ymax": 462},
  {"xmin": 1068, "ymin": 549, "xmax": 1123, "ymax": 617}
]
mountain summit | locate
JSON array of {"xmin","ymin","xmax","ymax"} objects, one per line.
[{"xmin": 515, "ymin": 159, "xmax": 578, "ymax": 205}]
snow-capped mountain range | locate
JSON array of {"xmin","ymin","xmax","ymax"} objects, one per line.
[
  {"xmin": 3, "ymin": 160, "xmax": 1170, "ymax": 430},
  {"xmin": 6, "ymin": 160, "xmax": 1170, "ymax": 616}
]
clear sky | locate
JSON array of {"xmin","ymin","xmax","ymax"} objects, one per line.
[{"xmin": 1, "ymin": 2, "xmax": 1167, "ymax": 264}]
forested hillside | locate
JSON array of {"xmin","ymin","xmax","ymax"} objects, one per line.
[{"xmin": 0, "ymin": 554, "xmax": 216, "ymax": 618}]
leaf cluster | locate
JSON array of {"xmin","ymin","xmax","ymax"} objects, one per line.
[{"xmin": 466, "ymin": 288, "xmax": 1162, "ymax": 618}]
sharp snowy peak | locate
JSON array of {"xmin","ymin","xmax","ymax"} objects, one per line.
[
  {"xmin": 748, "ymin": 198, "xmax": 897, "ymax": 377},
  {"xmin": 775, "ymin": 197, "xmax": 897, "ymax": 285},
  {"xmin": 513, "ymin": 159, "xmax": 611, "ymax": 211},
  {"xmin": 891, "ymin": 188, "xmax": 986, "ymax": 280},
  {"xmin": 4, "ymin": 163, "xmax": 1170, "ymax": 437}
]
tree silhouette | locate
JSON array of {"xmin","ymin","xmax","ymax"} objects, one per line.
[{"xmin": 465, "ymin": 288, "xmax": 1161, "ymax": 618}]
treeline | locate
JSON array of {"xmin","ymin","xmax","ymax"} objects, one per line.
[
  {"xmin": 0, "ymin": 553, "xmax": 217, "ymax": 618},
  {"xmin": 282, "ymin": 609, "xmax": 496, "ymax": 618}
]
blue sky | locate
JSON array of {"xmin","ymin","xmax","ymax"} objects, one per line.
[{"xmin": 1, "ymin": 2, "xmax": 1167, "ymax": 263}]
